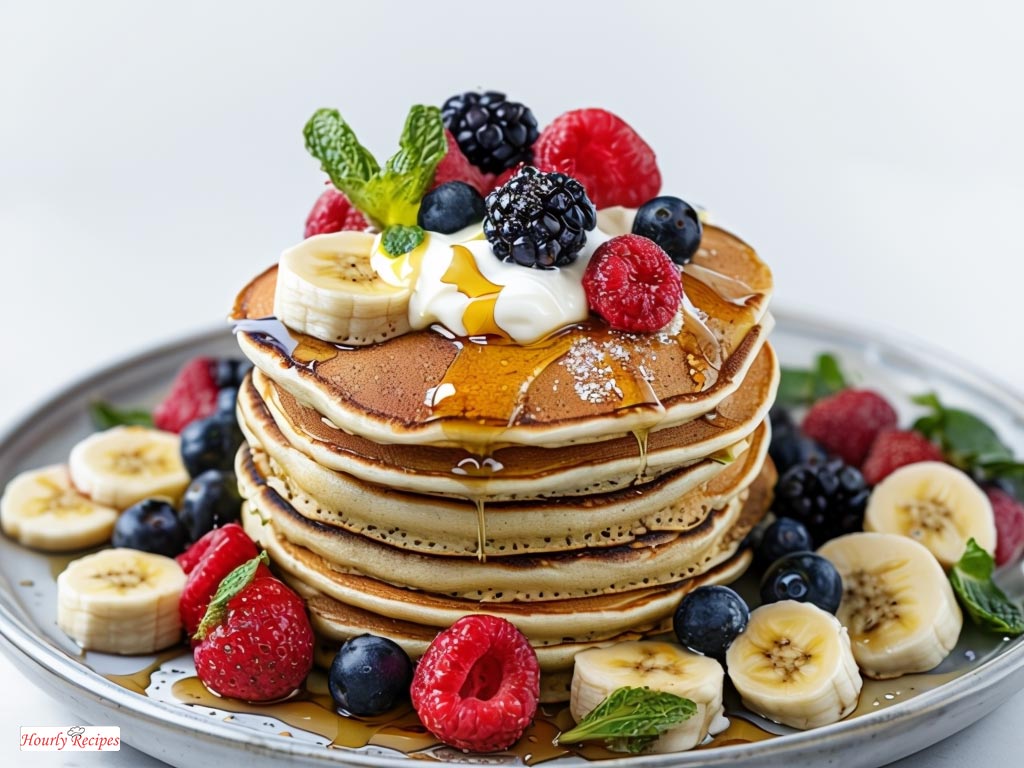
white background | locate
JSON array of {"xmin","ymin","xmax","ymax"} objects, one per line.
[{"xmin": 1, "ymin": 1, "xmax": 1023, "ymax": 765}]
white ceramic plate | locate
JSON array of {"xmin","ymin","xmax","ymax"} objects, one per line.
[{"xmin": 2, "ymin": 310, "xmax": 1023, "ymax": 768}]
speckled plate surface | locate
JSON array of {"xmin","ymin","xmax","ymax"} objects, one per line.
[{"xmin": 2, "ymin": 310, "xmax": 1024, "ymax": 768}]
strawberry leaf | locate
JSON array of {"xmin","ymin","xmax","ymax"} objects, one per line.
[{"xmin": 193, "ymin": 551, "xmax": 269, "ymax": 641}]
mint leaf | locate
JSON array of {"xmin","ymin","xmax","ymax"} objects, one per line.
[
  {"xmin": 555, "ymin": 686, "xmax": 696, "ymax": 754},
  {"xmin": 777, "ymin": 353, "xmax": 848, "ymax": 407},
  {"xmin": 949, "ymin": 539, "xmax": 1024, "ymax": 636},
  {"xmin": 304, "ymin": 108, "xmax": 379, "ymax": 197},
  {"xmin": 381, "ymin": 224, "xmax": 425, "ymax": 256},
  {"xmin": 89, "ymin": 401, "xmax": 153, "ymax": 430},
  {"xmin": 193, "ymin": 551, "xmax": 269, "ymax": 641}
]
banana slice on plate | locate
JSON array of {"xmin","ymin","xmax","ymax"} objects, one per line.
[
  {"xmin": 274, "ymin": 230, "xmax": 412, "ymax": 346},
  {"xmin": 57, "ymin": 548, "xmax": 186, "ymax": 654},
  {"xmin": 68, "ymin": 425, "xmax": 190, "ymax": 510},
  {"xmin": 569, "ymin": 640, "xmax": 724, "ymax": 753},
  {"xmin": 863, "ymin": 461, "xmax": 995, "ymax": 568},
  {"xmin": 0, "ymin": 464, "xmax": 118, "ymax": 551},
  {"xmin": 818, "ymin": 531, "xmax": 962, "ymax": 679},
  {"xmin": 726, "ymin": 600, "xmax": 861, "ymax": 730}
]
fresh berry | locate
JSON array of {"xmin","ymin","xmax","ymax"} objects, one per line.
[
  {"xmin": 112, "ymin": 498, "xmax": 189, "ymax": 557},
  {"xmin": 483, "ymin": 166, "xmax": 596, "ymax": 268},
  {"xmin": 861, "ymin": 428, "xmax": 945, "ymax": 485},
  {"xmin": 802, "ymin": 389, "xmax": 898, "ymax": 467},
  {"xmin": 215, "ymin": 387, "xmax": 238, "ymax": 418},
  {"xmin": 773, "ymin": 457, "xmax": 870, "ymax": 546},
  {"xmin": 987, "ymin": 487, "xmax": 1024, "ymax": 566},
  {"xmin": 673, "ymin": 585, "xmax": 749, "ymax": 660},
  {"xmin": 533, "ymin": 108, "xmax": 661, "ymax": 209},
  {"xmin": 213, "ymin": 358, "xmax": 252, "ymax": 389},
  {"xmin": 180, "ymin": 414, "xmax": 244, "ymax": 477},
  {"xmin": 582, "ymin": 234, "xmax": 682, "ymax": 332},
  {"xmin": 632, "ymin": 196, "xmax": 702, "ymax": 265},
  {"xmin": 193, "ymin": 559, "xmax": 314, "ymax": 702},
  {"xmin": 179, "ymin": 469, "xmax": 242, "ymax": 542},
  {"xmin": 329, "ymin": 634, "xmax": 414, "ymax": 716},
  {"xmin": 177, "ymin": 523, "xmax": 263, "ymax": 637},
  {"xmin": 304, "ymin": 186, "xmax": 369, "ymax": 237},
  {"xmin": 756, "ymin": 517, "xmax": 814, "ymax": 569},
  {"xmin": 431, "ymin": 129, "xmax": 492, "ymax": 196},
  {"xmin": 441, "ymin": 91, "xmax": 539, "ymax": 175},
  {"xmin": 418, "ymin": 181, "xmax": 486, "ymax": 234},
  {"xmin": 410, "ymin": 614, "xmax": 539, "ymax": 752},
  {"xmin": 768, "ymin": 408, "xmax": 827, "ymax": 475},
  {"xmin": 153, "ymin": 357, "xmax": 219, "ymax": 434},
  {"xmin": 760, "ymin": 552, "xmax": 843, "ymax": 614}
]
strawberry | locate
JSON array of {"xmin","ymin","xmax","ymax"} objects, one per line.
[
  {"xmin": 411, "ymin": 614, "xmax": 539, "ymax": 752},
  {"xmin": 582, "ymin": 234, "xmax": 683, "ymax": 332},
  {"xmin": 303, "ymin": 186, "xmax": 369, "ymax": 238},
  {"xmin": 861, "ymin": 429, "xmax": 945, "ymax": 485},
  {"xmin": 533, "ymin": 108, "xmax": 661, "ymax": 209},
  {"xmin": 987, "ymin": 487, "xmax": 1024, "ymax": 566},
  {"xmin": 153, "ymin": 357, "xmax": 219, "ymax": 434},
  {"xmin": 431, "ymin": 129, "xmax": 492, "ymax": 197},
  {"xmin": 177, "ymin": 523, "xmax": 266, "ymax": 638},
  {"xmin": 193, "ymin": 553, "xmax": 314, "ymax": 702},
  {"xmin": 802, "ymin": 389, "xmax": 898, "ymax": 467}
]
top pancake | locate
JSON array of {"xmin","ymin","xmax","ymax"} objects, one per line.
[{"xmin": 231, "ymin": 224, "xmax": 773, "ymax": 449}]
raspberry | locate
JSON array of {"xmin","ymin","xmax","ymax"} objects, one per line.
[
  {"xmin": 193, "ymin": 559, "xmax": 314, "ymax": 702},
  {"xmin": 304, "ymin": 186, "xmax": 369, "ymax": 238},
  {"xmin": 410, "ymin": 615, "xmax": 539, "ymax": 752},
  {"xmin": 802, "ymin": 389, "xmax": 898, "ymax": 467},
  {"xmin": 861, "ymin": 429, "xmax": 945, "ymax": 485},
  {"xmin": 582, "ymin": 234, "xmax": 682, "ymax": 332},
  {"xmin": 431, "ymin": 129, "xmax": 492, "ymax": 197},
  {"xmin": 987, "ymin": 487, "xmax": 1024, "ymax": 566},
  {"xmin": 153, "ymin": 357, "xmax": 219, "ymax": 434},
  {"xmin": 533, "ymin": 108, "xmax": 661, "ymax": 209}
]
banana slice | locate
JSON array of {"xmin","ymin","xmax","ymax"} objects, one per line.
[
  {"xmin": 818, "ymin": 532, "xmax": 962, "ymax": 679},
  {"xmin": 863, "ymin": 461, "xmax": 995, "ymax": 568},
  {"xmin": 68, "ymin": 425, "xmax": 190, "ymax": 510},
  {"xmin": 726, "ymin": 600, "xmax": 861, "ymax": 730},
  {"xmin": 274, "ymin": 230, "xmax": 412, "ymax": 346},
  {"xmin": 57, "ymin": 548, "xmax": 186, "ymax": 654},
  {"xmin": 1, "ymin": 464, "xmax": 118, "ymax": 551},
  {"xmin": 569, "ymin": 640, "xmax": 724, "ymax": 753}
]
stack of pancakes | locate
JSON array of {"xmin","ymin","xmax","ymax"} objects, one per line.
[{"xmin": 230, "ymin": 221, "xmax": 778, "ymax": 701}]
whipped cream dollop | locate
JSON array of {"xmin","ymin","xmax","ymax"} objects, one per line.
[{"xmin": 369, "ymin": 225, "xmax": 618, "ymax": 345}]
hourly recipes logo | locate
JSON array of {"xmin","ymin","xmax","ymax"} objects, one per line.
[{"xmin": 20, "ymin": 725, "xmax": 121, "ymax": 751}]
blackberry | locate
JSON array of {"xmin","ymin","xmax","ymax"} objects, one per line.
[
  {"xmin": 773, "ymin": 457, "xmax": 870, "ymax": 547},
  {"xmin": 442, "ymin": 91, "xmax": 539, "ymax": 174},
  {"xmin": 769, "ymin": 408, "xmax": 827, "ymax": 475},
  {"xmin": 484, "ymin": 166, "xmax": 596, "ymax": 268}
]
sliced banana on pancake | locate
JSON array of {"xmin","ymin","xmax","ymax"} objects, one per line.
[
  {"xmin": 568, "ymin": 640, "xmax": 724, "ymax": 753},
  {"xmin": 863, "ymin": 461, "xmax": 995, "ymax": 568},
  {"xmin": 818, "ymin": 532, "xmax": 962, "ymax": 679},
  {"xmin": 68, "ymin": 426, "xmax": 190, "ymax": 509},
  {"xmin": 57, "ymin": 548, "xmax": 186, "ymax": 654},
  {"xmin": 274, "ymin": 230, "xmax": 412, "ymax": 346},
  {"xmin": 1, "ymin": 464, "xmax": 118, "ymax": 551},
  {"xmin": 726, "ymin": 600, "xmax": 862, "ymax": 730}
]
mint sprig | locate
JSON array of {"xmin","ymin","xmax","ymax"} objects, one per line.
[
  {"xmin": 193, "ymin": 551, "xmax": 269, "ymax": 641},
  {"xmin": 555, "ymin": 686, "xmax": 696, "ymax": 754},
  {"xmin": 949, "ymin": 539, "xmax": 1024, "ymax": 635},
  {"xmin": 303, "ymin": 105, "xmax": 446, "ymax": 229},
  {"xmin": 381, "ymin": 224, "xmax": 425, "ymax": 257},
  {"xmin": 776, "ymin": 353, "xmax": 847, "ymax": 407},
  {"xmin": 89, "ymin": 401, "xmax": 154, "ymax": 430}
]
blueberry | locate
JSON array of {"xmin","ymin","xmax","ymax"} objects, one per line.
[
  {"xmin": 756, "ymin": 518, "xmax": 814, "ymax": 569},
  {"xmin": 213, "ymin": 358, "xmax": 252, "ymax": 389},
  {"xmin": 112, "ymin": 499, "xmax": 189, "ymax": 557},
  {"xmin": 216, "ymin": 387, "xmax": 238, "ymax": 418},
  {"xmin": 760, "ymin": 552, "xmax": 843, "ymax": 614},
  {"xmin": 329, "ymin": 634, "xmax": 413, "ymax": 716},
  {"xmin": 673, "ymin": 585, "xmax": 750, "ymax": 660},
  {"xmin": 179, "ymin": 469, "xmax": 242, "ymax": 542},
  {"xmin": 180, "ymin": 414, "xmax": 244, "ymax": 477},
  {"xmin": 417, "ymin": 181, "xmax": 486, "ymax": 234},
  {"xmin": 632, "ymin": 196, "xmax": 702, "ymax": 265}
]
